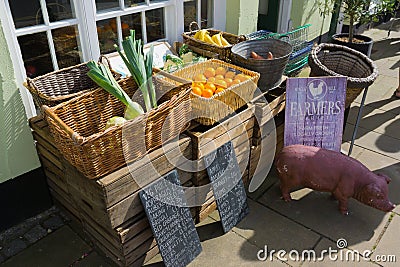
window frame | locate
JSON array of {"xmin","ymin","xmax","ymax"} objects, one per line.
[{"xmin": 0, "ymin": 0, "xmax": 225, "ymax": 118}]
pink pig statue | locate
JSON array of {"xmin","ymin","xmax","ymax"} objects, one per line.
[{"xmin": 275, "ymin": 145, "xmax": 396, "ymax": 215}]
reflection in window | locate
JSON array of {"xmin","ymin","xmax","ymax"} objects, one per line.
[
  {"xmin": 97, "ymin": 18, "xmax": 118, "ymax": 54},
  {"xmin": 125, "ymin": 0, "xmax": 146, "ymax": 8},
  {"xmin": 9, "ymin": 0, "xmax": 41, "ymax": 28},
  {"xmin": 146, "ymin": 8, "xmax": 165, "ymax": 42},
  {"xmin": 52, "ymin": 26, "xmax": 81, "ymax": 69},
  {"xmin": 9, "ymin": 0, "xmax": 74, "ymax": 28},
  {"xmin": 121, "ymin": 13, "xmax": 143, "ymax": 40},
  {"xmin": 95, "ymin": 0, "xmax": 120, "ymax": 12},
  {"xmin": 18, "ymin": 32, "xmax": 53, "ymax": 78},
  {"xmin": 184, "ymin": 1, "xmax": 197, "ymax": 32},
  {"xmin": 201, "ymin": 0, "xmax": 213, "ymax": 29}
]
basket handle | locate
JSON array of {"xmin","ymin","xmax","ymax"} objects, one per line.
[
  {"xmin": 153, "ymin": 68, "xmax": 192, "ymax": 84},
  {"xmin": 189, "ymin": 21, "xmax": 200, "ymax": 32},
  {"xmin": 42, "ymin": 105, "xmax": 85, "ymax": 145},
  {"xmin": 98, "ymin": 55, "xmax": 112, "ymax": 69}
]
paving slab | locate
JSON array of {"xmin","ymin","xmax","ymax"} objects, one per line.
[
  {"xmin": 74, "ymin": 250, "xmax": 115, "ymax": 267},
  {"xmin": 2, "ymin": 238, "xmax": 27, "ymax": 258},
  {"xmin": 346, "ymin": 103, "xmax": 400, "ymax": 140},
  {"xmin": 258, "ymin": 181, "xmax": 393, "ymax": 254},
  {"xmin": 372, "ymin": 213, "xmax": 400, "ymax": 267},
  {"xmin": 1, "ymin": 226, "xmax": 91, "ymax": 267},
  {"xmin": 340, "ymin": 142, "xmax": 365, "ymax": 159},
  {"xmin": 353, "ymin": 75, "xmax": 398, "ymax": 107},
  {"xmin": 343, "ymin": 124, "xmax": 400, "ymax": 160},
  {"xmin": 301, "ymin": 238, "xmax": 381, "ymax": 267}
]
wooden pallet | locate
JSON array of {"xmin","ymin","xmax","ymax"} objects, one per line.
[{"xmin": 29, "ymin": 116, "xmax": 195, "ymax": 266}]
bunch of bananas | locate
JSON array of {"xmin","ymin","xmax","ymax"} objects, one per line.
[{"xmin": 193, "ymin": 30, "xmax": 230, "ymax": 47}]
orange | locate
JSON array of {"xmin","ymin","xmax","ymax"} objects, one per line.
[
  {"xmin": 215, "ymin": 88, "xmax": 224, "ymax": 94},
  {"xmin": 205, "ymin": 83, "xmax": 216, "ymax": 92},
  {"xmin": 193, "ymin": 73, "xmax": 207, "ymax": 83},
  {"xmin": 122, "ymin": 22, "xmax": 130, "ymax": 30},
  {"xmin": 215, "ymin": 67, "xmax": 227, "ymax": 76},
  {"xmin": 194, "ymin": 82, "xmax": 205, "ymax": 91},
  {"xmin": 192, "ymin": 86, "xmax": 202, "ymax": 96},
  {"xmin": 224, "ymin": 78, "xmax": 233, "ymax": 87},
  {"xmin": 225, "ymin": 71, "xmax": 236, "ymax": 79},
  {"xmin": 207, "ymin": 77, "xmax": 216, "ymax": 83},
  {"xmin": 215, "ymin": 74, "xmax": 225, "ymax": 80},
  {"xmin": 203, "ymin": 67, "xmax": 216, "ymax": 78},
  {"xmin": 232, "ymin": 79, "xmax": 241, "ymax": 85},
  {"xmin": 202, "ymin": 88, "xmax": 214, "ymax": 98},
  {"xmin": 215, "ymin": 79, "xmax": 227, "ymax": 89},
  {"xmin": 235, "ymin": 73, "xmax": 247, "ymax": 82}
]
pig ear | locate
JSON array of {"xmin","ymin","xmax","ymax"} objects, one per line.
[{"xmin": 377, "ymin": 173, "xmax": 391, "ymax": 184}]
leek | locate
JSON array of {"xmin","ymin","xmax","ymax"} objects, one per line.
[
  {"xmin": 86, "ymin": 61, "xmax": 144, "ymax": 120},
  {"xmin": 114, "ymin": 30, "xmax": 157, "ymax": 112}
]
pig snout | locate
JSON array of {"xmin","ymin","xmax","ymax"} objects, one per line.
[{"xmin": 366, "ymin": 198, "xmax": 395, "ymax": 212}]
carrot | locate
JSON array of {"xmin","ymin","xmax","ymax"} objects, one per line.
[{"xmin": 250, "ymin": 51, "xmax": 265, "ymax": 60}]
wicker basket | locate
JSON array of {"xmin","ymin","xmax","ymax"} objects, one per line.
[
  {"xmin": 308, "ymin": 43, "xmax": 378, "ymax": 108},
  {"xmin": 163, "ymin": 59, "xmax": 260, "ymax": 125},
  {"xmin": 182, "ymin": 22, "xmax": 246, "ymax": 61},
  {"xmin": 43, "ymin": 77, "xmax": 192, "ymax": 179},
  {"xmin": 24, "ymin": 56, "xmax": 121, "ymax": 109},
  {"xmin": 231, "ymin": 39, "xmax": 292, "ymax": 91}
]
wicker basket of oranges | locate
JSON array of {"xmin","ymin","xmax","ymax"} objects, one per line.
[{"xmin": 164, "ymin": 59, "xmax": 260, "ymax": 125}]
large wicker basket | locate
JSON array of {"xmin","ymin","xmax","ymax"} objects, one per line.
[
  {"xmin": 231, "ymin": 39, "xmax": 292, "ymax": 91},
  {"xmin": 308, "ymin": 43, "xmax": 378, "ymax": 108},
  {"xmin": 182, "ymin": 22, "xmax": 246, "ymax": 61},
  {"xmin": 24, "ymin": 56, "xmax": 121, "ymax": 109},
  {"xmin": 43, "ymin": 77, "xmax": 192, "ymax": 179},
  {"xmin": 163, "ymin": 59, "xmax": 260, "ymax": 125}
]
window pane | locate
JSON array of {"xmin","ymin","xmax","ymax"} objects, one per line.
[
  {"xmin": 184, "ymin": 1, "xmax": 197, "ymax": 32},
  {"xmin": 52, "ymin": 26, "xmax": 81, "ymax": 69},
  {"xmin": 125, "ymin": 0, "xmax": 146, "ymax": 8},
  {"xmin": 18, "ymin": 32, "xmax": 53, "ymax": 78},
  {"xmin": 121, "ymin": 13, "xmax": 143, "ymax": 40},
  {"xmin": 201, "ymin": 0, "xmax": 213, "ymax": 29},
  {"xmin": 95, "ymin": 0, "xmax": 120, "ymax": 12},
  {"xmin": 9, "ymin": 0, "xmax": 41, "ymax": 28},
  {"xmin": 97, "ymin": 18, "xmax": 118, "ymax": 54},
  {"xmin": 45, "ymin": 0, "xmax": 74, "ymax": 22},
  {"xmin": 146, "ymin": 8, "xmax": 165, "ymax": 42}
]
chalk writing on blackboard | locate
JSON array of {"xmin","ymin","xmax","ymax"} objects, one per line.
[
  {"xmin": 140, "ymin": 170, "xmax": 202, "ymax": 267},
  {"xmin": 204, "ymin": 141, "xmax": 249, "ymax": 233}
]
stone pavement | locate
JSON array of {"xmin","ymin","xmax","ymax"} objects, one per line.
[{"xmin": 1, "ymin": 20, "xmax": 399, "ymax": 267}]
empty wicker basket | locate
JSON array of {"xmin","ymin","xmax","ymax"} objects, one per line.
[
  {"xmin": 308, "ymin": 43, "xmax": 378, "ymax": 108},
  {"xmin": 231, "ymin": 39, "xmax": 292, "ymax": 91}
]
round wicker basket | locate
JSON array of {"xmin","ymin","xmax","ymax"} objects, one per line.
[
  {"xmin": 231, "ymin": 39, "xmax": 292, "ymax": 91},
  {"xmin": 308, "ymin": 43, "xmax": 378, "ymax": 108}
]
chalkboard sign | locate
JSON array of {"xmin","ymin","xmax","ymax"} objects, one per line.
[
  {"xmin": 284, "ymin": 77, "xmax": 347, "ymax": 151},
  {"xmin": 139, "ymin": 170, "xmax": 202, "ymax": 267},
  {"xmin": 204, "ymin": 141, "xmax": 249, "ymax": 233}
]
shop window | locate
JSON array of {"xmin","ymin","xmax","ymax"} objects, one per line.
[
  {"xmin": 121, "ymin": 13, "xmax": 143, "ymax": 39},
  {"xmin": 97, "ymin": 18, "xmax": 118, "ymax": 54},
  {"xmin": 146, "ymin": 8, "xmax": 165, "ymax": 42},
  {"xmin": 183, "ymin": 0, "xmax": 213, "ymax": 31},
  {"xmin": 52, "ymin": 26, "xmax": 81, "ymax": 69}
]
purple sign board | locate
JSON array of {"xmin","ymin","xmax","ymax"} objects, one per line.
[{"xmin": 284, "ymin": 77, "xmax": 347, "ymax": 152}]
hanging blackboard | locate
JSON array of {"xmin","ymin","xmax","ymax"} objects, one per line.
[
  {"xmin": 139, "ymin": 170, "xmax": 202, "ymax": 267},
  {"xmin": 204, "ymin": 141, "xmax": 249, "ymax": 233},
  {"xmin": 284, "ymin": 77, "xmax": 347, "ymax": 152}
]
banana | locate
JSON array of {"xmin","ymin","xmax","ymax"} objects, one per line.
[
  {"xmin": 220, "ymin": 35, "xmax": 230, "ymax": 46},
  {"xmin": 204, "ymin": 33, "xmax": 217, "ymax": 45},
  {"xmin": 212, "ymin": 33, "xmax": 223, "ymax": 46},
  {"xmin": 193, "ymin": 30, "xmax": 201, "ymax": 39}
]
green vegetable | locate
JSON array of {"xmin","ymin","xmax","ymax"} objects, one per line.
[
  {"xmin": 105, "ymin": 116, "xmax": 127, "ymax": 129},
  {"xmin": 179, "ymin": 44, "xmax": 191, "ymax": 56},
  {"xmin": 114, "ymin": 30, "xmax": 157, "ymax": 112},
  {"xmin": 86, "ymin": 61, "xmax": 144, "ymax": 121}
]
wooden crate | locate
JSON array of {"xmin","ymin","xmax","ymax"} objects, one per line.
[
  {"xmin": 29, "ymin": 116, "xmax": 195, "ymax": 266},
  {"xmin": 249, "ymin": 84, "xmax": 286, "ymax": 181},
  {"xmin": 187, "ymin": 81, "xmax": 287, "ymax": 223}
]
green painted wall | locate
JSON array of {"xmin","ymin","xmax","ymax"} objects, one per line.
[
  {"xmin": 0, "ymin": 22, "xmax": 40, "ymax": 183},
  {"xmin": 226, "ymin": 0, "xmax": 259, "ymax": 35},
  {"xmin": 290, "ymin": 0, "xmax": 333, "ymax": 40}
]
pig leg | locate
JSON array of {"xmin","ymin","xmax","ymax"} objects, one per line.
[
  {"xmin": 333, "ymin": 190, "xmax": 349, "ymax": 215},
  {"xmin": 280, "ymin": 183, "xmax": 292, "ymax": 202}
]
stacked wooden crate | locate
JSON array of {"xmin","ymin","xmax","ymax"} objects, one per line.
[{"xmin": 29, "ymin": 116, "xmax": 194, "ymax": 266}]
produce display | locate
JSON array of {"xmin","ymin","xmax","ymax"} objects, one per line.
[
  {"xmin": 250, "ymin": 51, "xmax": 274, "ymax": 60},
  {"xmin": 163, "ymin": 44, "xmax": 206, "ymax": 72},
  {"xmin": 193, "ymin": 29, "xmax": 231, "ymax": 47},
  {"xmin": 190, "ymin": 66, "xmax": 251, "ymax": 98}
]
